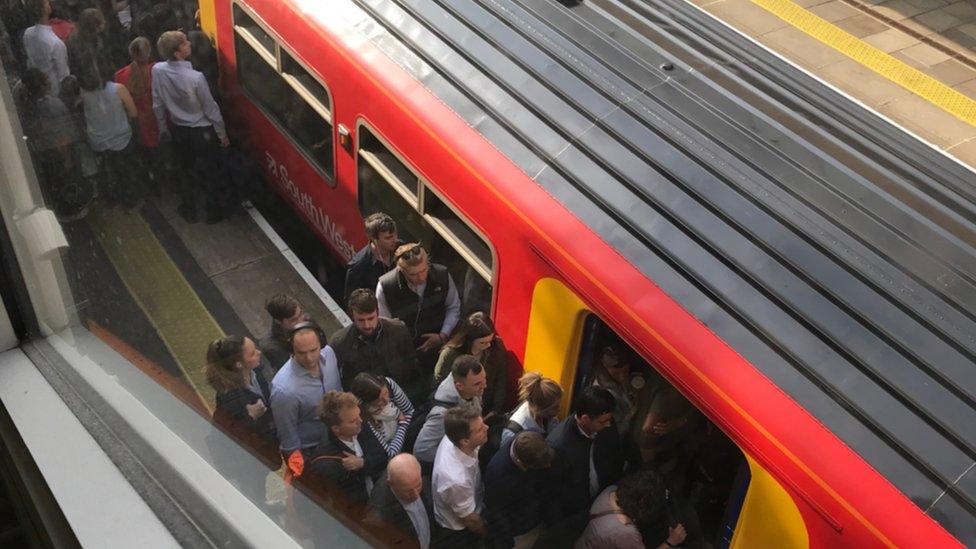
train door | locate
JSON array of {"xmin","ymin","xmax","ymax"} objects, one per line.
[{"xmin": 523, "ymin": 278, "xmax": 752, "ymax": 548}]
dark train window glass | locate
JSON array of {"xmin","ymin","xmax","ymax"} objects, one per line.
[
  {"xmin": 232, "ymin": 4, "xmax": 275, "ymax": 56},
  {"xmin": 359, "ymin": 127, "xmax": 419, "ymax": 200},
  {"xmin": 281, "ymin": 51, "xmax": 330, "ymax": 108},
  {"xmin": 573, "ymin": 316, "xmax": 749, "ymax": 547},
  {"xmin": 424, "ymin": 190, "xmax": 492, "ymax": 280},
  {"xmin": 357, "ymin": 125, "xmax": 493, "ymax": 316},
  {"xmin": 235, "ymin": 31, "xmax": 334, "ymax": 178}
]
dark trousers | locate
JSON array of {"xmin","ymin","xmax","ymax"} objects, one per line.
[
  {"xmin": 169, "ymin": 124, "xmax": 235, "ymax": 219},
  {"xmin": 98, "ymin": 137, "xmax": 146, "ymax": 208},
  {"xmin": 432, "ymin": 523, "xmax": 484, "ymax": 549}
]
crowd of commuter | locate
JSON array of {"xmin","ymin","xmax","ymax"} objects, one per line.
[
  {"xmin": 2, "ymin": 0, "xmax": 230, "ymax": 223},
  {"xmin": 204, "ymin": 212, "xmax": 730, "ymax": 549},
  {"xmin": 0, "ymin": 3, "xmax": 732, "ymax": 545}
]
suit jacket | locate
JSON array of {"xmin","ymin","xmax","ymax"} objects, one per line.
[
  {"xmin": 484, "ymin": 437, "xmax": 548, "ymax": 545},
  {"xmin": 545, "ymin": 417, "xmax": 624, "ymax": 519},
  {"xmin": 307, "ymin": 428, "xmax": 389, "ymax": 512},
  {"xmin": 363, "ymin": 475, "xmax": 434, "ymax": 548}
]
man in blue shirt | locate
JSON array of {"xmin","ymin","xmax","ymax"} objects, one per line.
[
  {"xmin": 270, "ymin": 322, "xmax": 341, "ymax": 476},
  {"xmin": 152, "ymin": 30, "xmax": 230, "ymax": 223}
]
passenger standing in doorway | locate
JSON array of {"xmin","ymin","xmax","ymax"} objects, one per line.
[
  {"xmin": 21, "ymin": 0, "xmax": 69, "ymax": 96},
  {"xmin": 376, "ymin": 243, "xmax": 460, "ymax": 379},
  {"xmin": 152, "ymin": 30, "xmax": 230, "ymax": 223},
  {"xmin": 543, "ymin": 386, "xmax": 624, "ymax": 546},
  {"xmin": 345, "ymin": 213, "xmax": 399, "ymax": 303},
  {"xmin": 260, "ymin": 294, "xmax": 308, "ymax": 373}
]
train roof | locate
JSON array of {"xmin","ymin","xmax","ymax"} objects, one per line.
[{"xmin": 330, "ymin": 0, "xmax": 976, "ymax": 540}]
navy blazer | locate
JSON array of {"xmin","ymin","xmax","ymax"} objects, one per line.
[
  {"xmin": 485, "ymin": 437, "xmax": 550, "ymax": 545},
  {"xmin": 545, "ymin": 417, "xmax": 624, "ymax": 518},
  {"xmin": 363, "ymin": 475, "xmax": 434, "ymax": 548}
]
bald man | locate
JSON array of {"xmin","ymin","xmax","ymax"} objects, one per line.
[{"xmin": 364, "ymin": 454, "xmax": 433, "ymax": 548}]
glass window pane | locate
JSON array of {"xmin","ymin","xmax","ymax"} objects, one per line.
[
  {"xmin": 232, "ymin": 4, "xmax": 275, "ymax": 55},
  {"xmin": 235, "ymin": 33, "xmax": 290, "ymax": 122},
  {"xmin": 281, "ymin": 52, "xmax": 330, "ymax": 109},
  {"xmin": 424, "ymin": 190, "xmax": 492, "ymax": 276},
  {"xmin": 283, "ymin": 97, "xmax": 333, "ymax": 175},
  {"xmin": 359, "ymin": 127, "xmax": 418, "ymax": 199}
]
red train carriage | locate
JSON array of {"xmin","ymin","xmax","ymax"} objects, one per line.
[{"xmin": 201, "ymin": 0, "xmax": 976, "ymax": 546}]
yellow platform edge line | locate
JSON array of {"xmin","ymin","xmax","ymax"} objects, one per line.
[
  {"xmin": 750, "ymin": 0, "xmax": 976, "ymax": 126},
  {"xmin": 89, "ymin": 206, "xmax": 221, "ymax": 411}
]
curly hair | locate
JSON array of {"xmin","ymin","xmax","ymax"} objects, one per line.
[
  {"xmin": 317, "ymin": 391, "xmax": 360, "ymax": 427},
  {"xmin": 616, "ymin": 470, "xmax": 667, "ymax": 528}
]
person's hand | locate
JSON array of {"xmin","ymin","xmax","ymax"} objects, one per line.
[
  {"xmin": 341, "ymin": 452, "xmax": 364, "ymax": 471},
  {"xmin": 667, "ymin": 524, "xmax": 686, "ymax": 546},
  {"xmin": 246, "ymin": 400, "xmax": 267, "ymax": 420},
  {"xmin": 417, "ymin": 332, "xmax": 442, "ymax": 352},
  {"xmin": 219, "ymin": 135, "xmax": 230, "ymax": 148}
]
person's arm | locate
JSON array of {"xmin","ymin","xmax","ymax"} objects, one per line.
[
  {"xmin": 150, "ymin": 65, "xmax": 168, "ymax": 135},
  {"xmin": 193, "ymin": 72, "xmax": 227, "ymax": 146},
  {"xmin": 385, "ymin": 379, "xmax": 413, "ymax": 456},
  {"xmin": 459, "ymin": 512, "xmax": 486, "ymax": 536},
  {"xmin": 375, "ymin": 281, "xmax": 392, "ymax": 319},
  {"xmin": 441, "ymin": 480, "xmax": 485, "ymax": 535},
  {"xmin": 116, "ymin": 84, "xmax": 138, "ymax": 118},
  {"xmin": 439, "ymin": 275, "xmax": 460, "ymax": 338},
  {"xmin": 269, "ymin": 389, "xmax": 301, "ymax": 453},
  {"xmin": 655, "ymin": 524, "xmax": 686, "ymax": 549},
  {"xmin": 321, "ymin": 345, "xmax": 342, "ymax": 391},
  {"xmin": 412, "ymin": 410, "xmax": 444, "ymax": 463}
]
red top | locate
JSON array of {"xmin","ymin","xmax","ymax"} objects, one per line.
[
  {"xmin": 49, "ymin": 18, "xmax": 74, "ymax": 41},
  {"xmin": 114, "ymin": 62, "xmax": 159, "ymax": 148}
]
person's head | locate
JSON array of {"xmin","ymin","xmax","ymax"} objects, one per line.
[
  {"xmin": 518, "ymin": 372, "xmax": 562, "ymax": 420},
  {"xmin": 26, "ymin": 0, "xmax": 51, "ymax": 23},
  {"xmin": 204, "ymin": 335, "xmax": 262, "ymax": 393},
  {"xmin": 574, "ymin": 386, "xmax": 616, "ymax": 436},
  {"xmin": 394, "ymin": 243, "xmax": 428, "ymax": 286},
  {"xmin": 266, "ymin": 294, "xmax": 304, "ymax": 331},
  {"xmin": 349, "ymin": 373, "xmax": 390, "ymax": 420},
  {"xmin": 512, "ymin": 431, "xmax": 555, "ymax": 470},
  {"xmin": 318, "ymin": 391, "xmax": 362, "ymax": 440},
  {"xmin": 443, "ymin": 402, "xmax": 487, "ymax": 452},
  {"xmin": 616, "ymin": 470, "xmax": 667, "ymax": 528},
  {"xmin": 128, "ymin": 36, "xmax": 152, "ymax": 63},
  {"xmin": 77, "ymin": 8, "xmax": 105, "ymax": 38},
  {"xmin": 347, "ymin": 288, "xmax": 379, "ymax": 337},
  {"xmin": 157, "ymin": 30, "xmax": 189, "ymax": 61},
  {"xmin": 450, "ymin": 354, "xmax": 486, "ymax": 401},
  {"xmin": 597, "ymin": 345, "xmax": 631, "ymax": 385},
  {"xmin": 448, "ymin": 312, "xmax": 496, "ymax": 355},
  {"xmin": 21, "ymin": 68, "xmax": 50, "ymax": 101},
  {"xmin": 364, "ymin": 213, "xmax": 397, "ymax": 255},
  {"xmin": 387, "ymin": 454, "xmax": 422, "ymax": 503},
  {"xmin": 289, "ymin": 322, "xmax": 325, "ymax": 372}
]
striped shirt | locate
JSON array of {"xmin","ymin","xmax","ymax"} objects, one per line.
[{"xmin": 368, "ymin": 377, "xmax": 414, "ymax": 458}]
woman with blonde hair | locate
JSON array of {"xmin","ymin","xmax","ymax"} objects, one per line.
[{"xmin": 501, "ymin": 372, "xmax": 563, "ymax": 444}]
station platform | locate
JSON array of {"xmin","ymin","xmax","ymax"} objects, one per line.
[
  {"xmin": 690, "ymin": 0, "xmax": 976, "ymax": 168},
  {"xmin": 60, "ymin": 189, "xmax": 350, "ymax": 413}
]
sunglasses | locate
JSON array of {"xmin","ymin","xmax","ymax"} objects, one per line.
[{"xmin": 394, "ymin": 243, "xmax": 425, "ymax": 263}]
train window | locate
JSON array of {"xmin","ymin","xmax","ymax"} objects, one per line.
[
  {"xmin": 358, "ymin": 126, "xmax": 420, "ymax": 203},
  {"xmin": 357, "ymin": 123, "xmax": 494, "ymax": 316},
  {"xmin": 232, "ymin": 2, "xmax": 335, "ymax": 179},
  {"xmin": 232, "ymin": 4, "xmax": 275, "ymax": 59},
  {"xmin": 574, "ymin": 317, "xmax": 749, "ymax": 548}
]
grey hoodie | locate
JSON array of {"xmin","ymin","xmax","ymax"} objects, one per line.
[{"xmin": 413, "ymin": 375, "xmax": 482, "ymax": 463}]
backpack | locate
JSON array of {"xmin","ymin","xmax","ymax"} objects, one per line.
[{"xmin": 478, "ymin": 412, "xmax": 524, "ymax": 472}]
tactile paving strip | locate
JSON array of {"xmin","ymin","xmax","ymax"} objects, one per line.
[
  {"xmin": 752, "ymin": 0, "xmax": 976, "ymax": 126},
  {"xmin": 89, "ymin": 205, "xmax": 221, "ymax": 411}
]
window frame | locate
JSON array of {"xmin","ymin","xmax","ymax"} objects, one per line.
[
  {"xmin": 231, "ymin": 0, "xmax": 336, "ymax": 184},
  {"xmin": 355, "ymin": 119, "xmax": 497, "ymax": 287}
]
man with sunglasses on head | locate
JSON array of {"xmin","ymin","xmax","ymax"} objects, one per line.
[{"xmin": 376, "ymin": 243, "xmax": 460, "ymax": 377}]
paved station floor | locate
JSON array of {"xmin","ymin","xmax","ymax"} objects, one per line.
[{"xmin": 691, "ymin": 0, "xmax": 976, "ymax": 169}]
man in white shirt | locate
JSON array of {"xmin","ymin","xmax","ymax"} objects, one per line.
[
  {"xmin": 432, "ymin": 402, "xmax": 488, "ymax": 547},
  {"xmin": 22, "ymin": 0, "xmax": 69, "ymax": 96}
]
